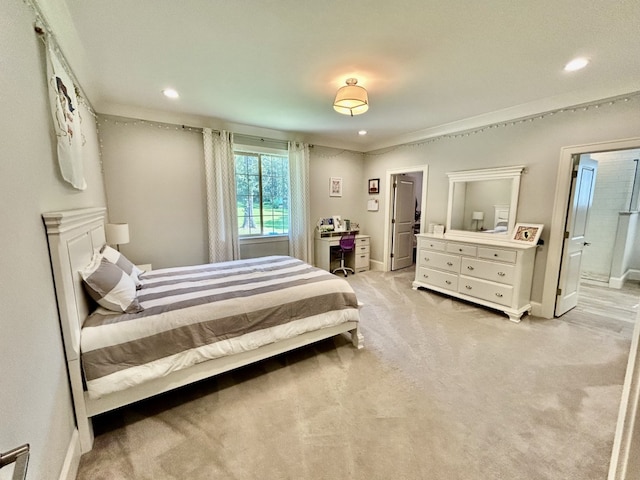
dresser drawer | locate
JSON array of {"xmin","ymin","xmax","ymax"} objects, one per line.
[
  {"xmin": 446, "ymin": 242, "xmax": 477, "ymax": 256},
  {"xmin": 477, "ymin": 247, "xmax": 517, "ymax": 263},
  {"xmin": 417, "ymin": 267, "xmax": 458, "ymax": 292},
  {"xmin": 459, "ymin": 277, "xmax": 513, "ymax": 307},
  {"xmin": 461, "ymin": 258, "xmax": 515, "ymax": 285},
  {"xmin": 421, "ymin": 239, "xmax": 446, "ymax": 251},
  {"xmin": 418, "ymin": 250, "xmax": 460, "ymax": 273}
]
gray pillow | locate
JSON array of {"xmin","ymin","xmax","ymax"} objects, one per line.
[
  {"xmin": 80, "ymin": 255, "xmax": 143, "ymax": 314},
  {"xmin": 100, "ymin": 244, "xmax": 144, "ymax": 288}
]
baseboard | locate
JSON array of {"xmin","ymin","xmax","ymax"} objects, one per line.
[
  {"xmin": 369, "ymin": 259, "xmax": 384, "ymax": 271},
  {"xmin": 58, "ymin": 429, "xmax": 81, "ymax": 480},
  {"xmin": 529, "ymin": 301, "xmax": 544, "ymax": 318},
  {"xmin": 626, "ymin": 269, "xmax": 640, "ymax": 282}
]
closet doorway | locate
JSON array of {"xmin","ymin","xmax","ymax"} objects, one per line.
[{"xmin": 382, "ymin": 165, "xmax": 428, "ymax": 272}]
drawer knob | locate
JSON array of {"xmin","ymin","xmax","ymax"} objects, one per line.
[
  {"xmin": 495, "ymin": 293, "xmax": 503, "ymax": 298},
  {"xmin": 494, "ymin": 253, "xmax": 498, "ymax": 257},
  {"xmin": 465, "ymin": 285, "xmax": 472, "ymax": 290},
  {"xmin": 424, "ymin": 257, "xmax": 429, "ymax": 262},
  {"xmin": 423, "ymin": 274, "xmax": 429, "ymax": 279},
  {"xmin": 445, "ymin": 280, "xmax": 451, "ymax": 285},
  {"xmin": 498, "ymin": 272, "xmax": 506, "ymax": 276},
  {"xmin": 446, "ymin": 262, "xmax": 453, "ymax": 266},
  {"xmin": 467, "ymin": 266, "xmax": 474, "ymax": 270}
]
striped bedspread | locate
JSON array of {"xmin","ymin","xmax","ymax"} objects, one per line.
[{"xmin": 81, "ymin": 256, "xmax": 360, "ymax": 399}]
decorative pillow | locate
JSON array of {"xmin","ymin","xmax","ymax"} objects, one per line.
[
  {"xmin": 80, "ymin": 254, "xmax": 143, "ymax": 314},
  {"xmin": 100, "ymin": 244, "xmax": 144, "ymax": 288}
]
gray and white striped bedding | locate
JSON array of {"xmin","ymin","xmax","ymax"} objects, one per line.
[{"xmin": 81, "ymin": 256, "xmax": 360, "ymax": 399}]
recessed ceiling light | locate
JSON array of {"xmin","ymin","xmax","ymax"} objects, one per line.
[
  {"xmin": 564, "ymin": 57, "xmax": 589, "ymax": 72},
  {"xmin": 358, "ymin": 130, "xmax": 367, "ymax": 136},
  {"xmin": 162, "ymin": 88, "xmax": 179, "ymax": 99}
]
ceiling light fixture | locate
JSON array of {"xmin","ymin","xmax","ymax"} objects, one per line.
[
  {"xmin": 564, "ymin": 57, "xmax": 589, "ymax": 72},
  {"xmin": 162, "ymin": 88, "xmax": 179, "ymax": 99},
  {"xmin": 358, "ymin": 130, "xmax": 367, "ymax": 136},
  {"xmin": 333, "ymin": 78, "xmax": 369, "ymax": 116}
]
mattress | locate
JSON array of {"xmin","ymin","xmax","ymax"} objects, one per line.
[{"xmin": 81, "ymin": 256, "xmax": 360, "ymax": 398}]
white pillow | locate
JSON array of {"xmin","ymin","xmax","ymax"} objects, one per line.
[
  {"xmin": 80, "ymin": 253, "xmax": 143, "ymax": 314},
  {"xmin": 100, "ymin": 245, "xmax": 144, "ymax": 287}
]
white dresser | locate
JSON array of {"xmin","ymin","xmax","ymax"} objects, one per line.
[{"xmin": 412, "ymin": 233, "xmax": 537, "ymax": 322}]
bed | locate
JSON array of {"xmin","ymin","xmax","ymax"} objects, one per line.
[{"xmin": 42, "ymin": 207, "xmax": 363, "ymax": 453}]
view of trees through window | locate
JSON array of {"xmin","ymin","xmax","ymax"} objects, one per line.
[{"xmin": 235, "ymin": 152, "xmax": 289, "ymax": 236}]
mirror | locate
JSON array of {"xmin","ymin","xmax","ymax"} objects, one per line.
[{"xmin": 446, "ymin": 166, "xmax": 524, "ymax": 238}]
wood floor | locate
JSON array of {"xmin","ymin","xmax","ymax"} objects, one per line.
[{"xmin": 559, "ymin": 280, "xmax": 640, "ymax": 338}]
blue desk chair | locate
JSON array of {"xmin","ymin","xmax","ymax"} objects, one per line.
[{"xmin": 332, "ymin": 232, "xmax": 356, "ymax": 277}]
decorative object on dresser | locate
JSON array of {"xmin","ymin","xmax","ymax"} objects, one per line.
[
  {"xmin": 413, "ymin": 234, "xmax": 537, "ymax": 322},
  {"xmin": 512, "ymin": 223, "xmax": 544, "ymax": 244}
]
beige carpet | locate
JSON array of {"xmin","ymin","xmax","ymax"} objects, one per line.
[{"xmin": 76, "ymin": 268, "xmax": 632, "ymax": 480}]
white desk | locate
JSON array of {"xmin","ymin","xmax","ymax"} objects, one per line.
[{"xmin": 314, "ymin": 231, "xmax": 370, "ymax": 273}]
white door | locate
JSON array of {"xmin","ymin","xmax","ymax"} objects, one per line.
[
  {"xmin": 555, "ymin": 155, "xmax": 598, "ymax": 316},
  {"xmin": 391, "ymin": 176, "xmax": 415, "ymax": 270}
]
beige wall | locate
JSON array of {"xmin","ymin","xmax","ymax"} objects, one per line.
[
  {"xmin": 0, "ymin": 2, "xmax": 106, "ymax": 478},
  {"xmin": 98, "ymin": 130, "xmax": 367, "ymax": 268},
  {"xmin": 362, "ymin": 96, "xmax": 640, "ymax": 305},
  {"xmin": 98, "ymin": 116, "xmax": 208, "ymax": 269}
]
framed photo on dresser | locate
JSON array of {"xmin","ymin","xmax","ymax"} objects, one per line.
[{"xmin": 512, "ymin": 223, "xmax": 543, "ymax": 244}]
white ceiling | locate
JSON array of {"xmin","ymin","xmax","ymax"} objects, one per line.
[{"xmin": 48, "ymin": 0, "xmax": 640, "ymax": 152}]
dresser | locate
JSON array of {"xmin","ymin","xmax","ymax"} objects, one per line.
[{"xmin": 412, "ymin": 234, "xmax": 537, "ymax": 322}]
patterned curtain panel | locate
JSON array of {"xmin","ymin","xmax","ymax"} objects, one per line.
[
  {"xmin": 288, "ymin": 142, "xmax": 311, "ymax": 263},
  {"xmin": 45, "ymin": 38, "xmax": 86, "ymax": 190},
  {"xmin": 203, "ymin": 129, "xmax": 240, "ymax": 262}
]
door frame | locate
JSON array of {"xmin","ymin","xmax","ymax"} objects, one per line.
[
  {"xmin": 540, "ymin": 137, "xmax": 640, "ymax": 318},
  {"xmin": 382, "ymin": 165, "xmax": 429, "ymax": 272}
]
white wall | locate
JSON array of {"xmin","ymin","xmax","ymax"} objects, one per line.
[
  {"xmin": 583, "ymin": 150, "xmax": 640, "ymax": 281},
  {"xmin": 0, "ymin": 2, "xmax": 106, "ymax": 478},
  {"xmin": 362, "ymin": 96, "xmax": 640, "ymax": 305}
]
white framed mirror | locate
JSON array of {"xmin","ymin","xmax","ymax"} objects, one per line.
[{"xmin": 446, "ymin": 165, "xmax": 524, "ymax": 238}]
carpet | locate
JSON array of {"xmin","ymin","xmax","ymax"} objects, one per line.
[{"xmin": 76, "ymin": 268, "xmax": 632, "ymax": 479}]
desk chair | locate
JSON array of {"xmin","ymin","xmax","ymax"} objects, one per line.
[{"xmin": 332, "ymin": 232, "xmax": 356, "ymax": 277}]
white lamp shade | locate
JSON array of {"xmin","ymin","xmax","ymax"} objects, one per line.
[
  {"xmin": 333, "ymin": 78, "xmax": 369, "ymax": 116},
  {"xmin": 105, "ymin": 223, "xmax": 130, "ymax": 246},
  {"xmin": 472, "ymin": 211, "xmax": 484, "ymax": 220}
]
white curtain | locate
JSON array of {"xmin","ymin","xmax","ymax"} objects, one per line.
[
  {"xmin": 203, "ymin": 128, "xmax": 240, "ymax": 262},
  {"xmin": 288, "ymin": 141, "xmax": 312, "ymax": 262}
]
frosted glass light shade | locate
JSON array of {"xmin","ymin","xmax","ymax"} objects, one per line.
[
  {"xmin": 333, "ymin": 78, "xmax": 369, "ymax": 116},
  {"xmin": 472, "ymin": 211, "xmax": 484, "ymax": 220},
  {"xmin": 105, "ymin": 223, "xmax": 130, "ymax": 246}
]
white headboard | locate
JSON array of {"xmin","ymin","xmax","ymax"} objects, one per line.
[{"xmin": 43, "ymin": 207, "xmax": 107, "ymax": 362}]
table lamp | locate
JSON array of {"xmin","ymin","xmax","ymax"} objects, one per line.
[{"xmin": 105, "ymin": 223, "xmax": 130, "ymax": 251}]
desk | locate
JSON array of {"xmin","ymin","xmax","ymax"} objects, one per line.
[{"xmin": 314, "ymin": 231, "xmax": 370, "ymax": 273}]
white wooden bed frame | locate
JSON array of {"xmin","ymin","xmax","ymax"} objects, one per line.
[{"xmin": 43, "ymin": 207, "xmax": 364, "ymax": 453}]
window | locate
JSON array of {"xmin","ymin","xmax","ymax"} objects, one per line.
[{"xmin": 235, "ymin": 151, "xmax": 289, "ymax": 237}]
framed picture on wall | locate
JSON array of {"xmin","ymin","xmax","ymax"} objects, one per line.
[
  {"xmin": 512, "ymin": 223, "xmax": 544, "ymax": 244},
  {"xmin": 368, "ymin": 178, "xmax": 380, "ymax": 194},
  {"xmin": 330, "ymin": 177, "xmax": 343, "ymax": 197}
]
